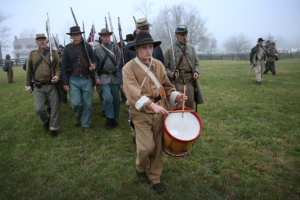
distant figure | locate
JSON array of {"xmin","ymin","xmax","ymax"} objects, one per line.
[
  {"xmin": 23, "ymin": 59, "xmax": 27, "ymax": 71},
  {"xmin": 250, "ymin": 38, "xmax": 268, "ymax": 85},
  {"xmin": 264, "ymin": 40, "xmax": 270, "ymax": 71},
  {"xmin": 5, "ymin": 54, "xmax": 14, "ymax": 83},
  {"xmin": 264, "ymin": 42, "xmax": 278, "ymax": 75}
]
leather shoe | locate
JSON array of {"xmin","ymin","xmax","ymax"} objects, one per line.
[
  {"xmin": 43, "ymin": 120, "xmax": 50, "ymax": 130},
  {"xmin": 84, "ymin": 127, "xmax": 91, "ymax": 134},
  {"xmin": 50, "ymin": 131, "xmax": 57, "ymax": 138},
  {"xmin": 101, "ymin": 110, "xmax": 106, "ymax": 117},
  {"xmin": 105, "ymin": 118, "xmax": 112, "ymax": 130},
  {"xmin": 74, "ymin": 117, "xmax": 80, "ymax": 126},
  {"xmin": 153, "ymin": 183, "xmax": 164, "ymax": 193},
  {"xmin": 257, "ymin": 82, "xmax": 261, "ymax": 85},
  {"xmin": 136, "ymin": 169, "xmax": 147, "ymax": 183},
  {"xmin": 112, "ymin": 119, "xmax": 118, "ymax": 128}
]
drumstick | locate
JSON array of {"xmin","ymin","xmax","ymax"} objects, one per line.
[
  {"xmin": 182, "ymin": 85, "xmax": 186, "ymax": 118},
  {"xmin": 146, "ymin": 110, "xmax": 192, "ymax": 114}
]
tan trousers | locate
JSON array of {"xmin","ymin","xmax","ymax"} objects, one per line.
[
  {"xmin": 130, "ymin": 108, "xmax": 164, "ymax": 185},
  {"xmin": 7, "ymin": 67, "xmax": 13, "ymax": 83},
  {"xmin": 254, "ymin": 60, "xmax": 264, "ymax": 82},
  {"xmin": 175, "ymin": 81, "xmax": 194, "ymax": 110}
]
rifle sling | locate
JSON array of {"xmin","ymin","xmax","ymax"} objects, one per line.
[
  {"xmin": 33, "ymin": 48, "xmax": 50, "ymax": 79},
  {"xmin": 101, "ymin": 45, "xmax": 117, "ymax": 66},
  {"xmin": 175, "ymin": 44, "xmax": 188, "ymax": 70}
]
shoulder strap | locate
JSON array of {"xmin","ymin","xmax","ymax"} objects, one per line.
[
  {"xmin": 33, "ymin": 49, "xmax": 49, "ymax": 79},
  {"xmin": 175, "ymin": 44, "xmax": 189, "ymax": 68},
  {"xmin": 97, "ymin": 54, "xmax": 108, "ymax": 76},
  {"xmin": 134, "ymin": 57, "xmax": 161, "ymax": 89},
  {"xmin": 101, "ymin": 44, "xmax": 117, "ymax": 66}
]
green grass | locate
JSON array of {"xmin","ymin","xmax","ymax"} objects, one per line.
[{"xmin": 0, "ymin": 59, "xmax": 300, "ymax": 199}]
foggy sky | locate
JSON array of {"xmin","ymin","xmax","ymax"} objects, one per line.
[{"xmin": 1, "ymin": 0, "xmax": 300, "ymax": 57}]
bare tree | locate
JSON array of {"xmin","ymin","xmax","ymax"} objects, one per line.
[
  {"xmin": 19, "ymin": 28, "xmax": 37, "ymax": 38},
  {"xmin": 197, "ymin": 35, "xmax": 209, "ymax": 54},
  {"xmin": 151, "ymin": 4, "xmax": 209, "ymax": 52},
  {"xmin": 134, "ymin": 0, "xmax": 154, "ymax": 18},
  {"xmin": 0, "ymin": 11, "xmax": 12, "ymax": 52},
  {"xmin": 265, "ymin": 33, "xmax": 276, "ymax": 43},
  {"xmin": 223, "ymin": 33, "xmax": 251, "ymax": 54},
  {"xmin": 209, "ymin": 37, "xmax": 217, "ymax": 53}
]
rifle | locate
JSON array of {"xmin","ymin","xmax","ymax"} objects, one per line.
[
  {"xmin": 118, "ymin": 17, "xmax": 125, "ymax": 67},
  {"xmin": 105, "ymin": 17, "xmax": 108, "ymax": 29},
  {"xmin": 70, "ymin": 7, "xmax": 92, "ymax": 67},
  {"xmin": 133, "ymin": 16, "xmax": 136, "ymax": 24},
  {"xmin": 52, "ymin": 34, "xmax": 62, "ymax": 55},
  {"xmin": 46, "ymin": 13, "xmax": 54, "ymax": 78},
  {"xmin": 108, "ymin": 12, "xmax": 119, "ymax": 65}
]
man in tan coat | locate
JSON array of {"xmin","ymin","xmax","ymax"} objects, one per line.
[
  {"xmin": 164, "ymin": 24, "xmax": 205, "ymax": 110},
  {"xmin": 25, "ymin": 34, "xmax": 61, "ymax": 138},
  {"xmin": 123, "ymin": 31, "xmax": 187, "ymax": 193}
]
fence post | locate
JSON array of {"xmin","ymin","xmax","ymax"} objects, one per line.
[
  {"xmin": 221, "ymin": 55, "xmax": 222, "ymax": 60},
  {"xmin": 232, "ymin": 55, "xmax": 233, "ymax": 60},
  {"xmin": 210, "ymin": 55, "xmax": 212, "ymax": 60}
]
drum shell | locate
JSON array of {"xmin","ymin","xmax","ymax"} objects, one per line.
[{"xmin": 163, "ymin": 107, "xmax": 202, "ymax": 157}]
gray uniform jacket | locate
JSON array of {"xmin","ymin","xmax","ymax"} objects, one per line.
[
  {"xmin": 94, "ymin": 42, "xmax": 121, "ymax": 85},
  {"xmin": 5, "ymin": 59, "xmax": 13, "ymax": 67},
  {"xmin": 164, "ymin": 42, "xmax": 205, "ymax": 104}
]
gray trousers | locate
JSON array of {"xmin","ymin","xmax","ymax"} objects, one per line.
[{"xmin": 34, "ymin": 85, "xmax": 60, "ymax": 131}]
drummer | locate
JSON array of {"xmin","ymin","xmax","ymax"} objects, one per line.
[{"xmin": 122, "ymin": 31, "xmax": 187, "ymax": 193}]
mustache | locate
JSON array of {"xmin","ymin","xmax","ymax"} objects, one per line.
[
  {"xmin": 73, "ymin": 39, "xmax": 81, "ymax": 41},
  {"xmin": 40, "ymin": 45, "xmax": 47, "ymax": 49}
]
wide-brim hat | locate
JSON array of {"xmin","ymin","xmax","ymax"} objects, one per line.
[
  {"xmin": 129, "ymin": 31, "xmax": 161, "ymax": 51},
  {"xmin": 266, "ymin": 40, "xmax": 270, "ymax": 43},
  {"xmin": 36, "ymin": 34, "xmax": 47, "ymax": 40},
  {"xmin": 59, "ymin": 45, "xmax": 64, "ymax": 48},
  {"xmin": 270, "ymin": 42, "xmax": 275, "ymax": 45},
  {"xmin": 125, "ymin": 34, "xmax": 133, "ymax": 41},
  {"xmin": 257, "ymin": 38, "xmax": 265, "ymax": 42},
  {"xmin": 99, "ymin": 28, "xmax": 113, "ymax": 36},
  {"xmin": 67, "ymin": 26, "xmax": 84, "ymax": 35},
  {"xmin": 136, "ymin": 18, "xmax": 152, "ymax": 29}
]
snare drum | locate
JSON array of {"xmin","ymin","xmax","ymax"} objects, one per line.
[{"xmin": 163, "ymin": 107, "xmax": 202, "ymax": 157}]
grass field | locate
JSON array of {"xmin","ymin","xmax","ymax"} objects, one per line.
[{"xmin": 0, "ymin": 59, "xmax": 300, "ymax": 199}]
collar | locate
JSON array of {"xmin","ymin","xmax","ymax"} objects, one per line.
[{"xmin": 176, "ymin": 40, "xmax": 185, "ymax": 51}]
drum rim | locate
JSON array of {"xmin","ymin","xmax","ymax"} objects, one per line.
[
  {"xmin": 163, "ymin": 147, "xmax": 189, "ymax": 157},
  {"xmin": 164, "ymin": 107, "xmax": 203, "ymax": 143}
]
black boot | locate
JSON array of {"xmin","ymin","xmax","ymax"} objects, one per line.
[
  {"xmin": 153, "ymin": 183, "xmax": 165, "ymax": 193},
  {"xmin": 43, "ymin": 120, "xmax": 50, "ymax": 130},
  {"xmin": 136, "ymin": 169, "xmax": 147, "ymax": 183},
  {"xmin": 132, "ymin": 136, "xmax": 137, "ymax": 149},
  {"xmin": 50, "ymin": 130, "xmax": 57, "ymax": 138},
  {"xmin": 105, "ymin": 118, "xmax": 112, "ymax": 130},
  {"xmin": 112, "ymin": 119, "xmax": 118, "ymax": 128}
]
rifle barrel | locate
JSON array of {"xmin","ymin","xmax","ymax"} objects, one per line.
[{"xmin": 70, "ymin": 7, "xmax": 78, "ymax": 26}]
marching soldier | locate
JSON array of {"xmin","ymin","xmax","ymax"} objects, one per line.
[
  {"xmin": 25, "ymin": 34, "xmax": 61, "ymax": 138},
  {"xmin": 94, "ymin": 28, "xmax": 121, "ymax": 130},
  {"xmin": 116, "ymin": 18, "xmax": 165, "ymax": 148},
  {"xmin": 164, "ymin": 24, "xmax": 205, "ymax": 110},
  {"xmin": 123, "ymin": 31, "xmax": 187, "ymax": 193},
  {"xmin": 264, "ymin": 42, "xmax": 278, "ymax": 75},
  {"xmin": 263, "ymin": 40, "xmax": 270, "ymax": 72},
  {"xmin": 250, "ymin": 38, "xmax": 268, "ymax": 85},
  {"xmin": 61, "ymin": 26, "xmax": 96, "ymax": 133}
]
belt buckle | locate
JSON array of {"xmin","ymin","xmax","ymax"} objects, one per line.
[
  {"xmin": 180, "ymin": 70, "xmax": 185, "ymax": 75},
  {"xmin": 109, "ymin": 71, "xmax": 113, "ymax": 75},
  {"xmin": 77, "ymin": 68, "xmax": 81, "ymax": 73},
  {"xmin": 150, "ymin": 99, "xmax": 155, "ymax": 102}
]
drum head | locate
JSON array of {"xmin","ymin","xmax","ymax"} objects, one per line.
[{"xmin": 165, "ymin": 112, "xmax": 200, "ymax": 141}]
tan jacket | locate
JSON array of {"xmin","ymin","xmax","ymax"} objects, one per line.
[
  {"xmin": 267, "ymin": 47, "xmax": 278, "ymax": 62},
  {"xmin": 123, "ymin": 57, "xmax": 178, "ymax": 112},
  {"xmin": 25, "ymin": 48, "xmax": 61, "ymax": 86},
  {"xmin": 164, "ymin": 42, "xmax": 205, "ymax": 104}
]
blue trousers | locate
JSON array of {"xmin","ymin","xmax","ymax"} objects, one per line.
[
  {"xmin": 69, "ymin": 74, "xmax": 93, "ymax": 127},
  {"xmin": 102, "ymin": 81, "xmax": 120, "ymax": 119}
]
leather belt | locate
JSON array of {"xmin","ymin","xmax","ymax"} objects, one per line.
[
  {"xmin": 149, "ymin": 95, "xmax": 161, "ymax": 103},
  {"xmin": 72, "ymin": 68, "xmax": 89, "ymax": 72},
  {"xmin": 100, "ymin": 71, "xmax": 116, "ymax": 75},
  {"xmin": 34, "ymin": 81, "xmax": 53, "ymax": 85},
  {"xmin": 179, "ymin": 70, "xmax": 192, "ymax": 75}
]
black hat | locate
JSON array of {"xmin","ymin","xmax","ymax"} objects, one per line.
[
  {"xmin": 129, "ymin": 31, "xmax": 161, "ymax": 51},
  {"xmin": 266, "ymin": 40, "xmax": 270, "ymax": 43},
  {"xmin": 270, "ymin": 42, "xmax": 275, "ymax": 45},
  {"xmin": 67, "ymin": 26, "xmax": 84, "ymax": 35},
  {"xmin": 125, "ymin": 34, "xmax": 134, "ymax": 42},
  {"xmin": 133, "ymin": 30, "xmax": 137, "ymax": 38},
  {"xmin": 257, "ymin": 38, "xmax": 265, "ymax": 42},
  {"xmin": 59, "ymin": 45, "xmax": 64, "ymax": 48}
]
